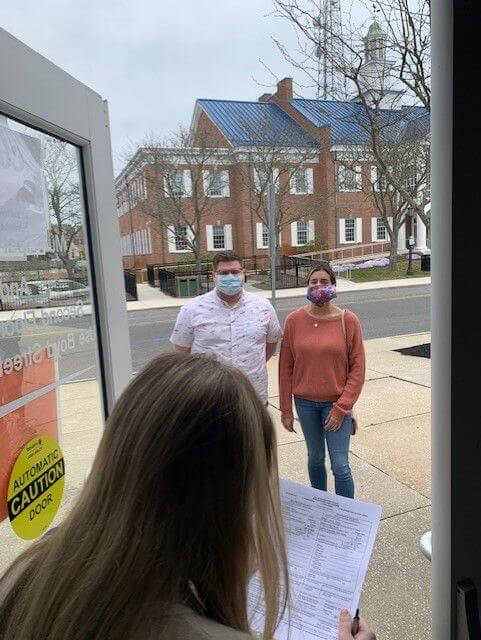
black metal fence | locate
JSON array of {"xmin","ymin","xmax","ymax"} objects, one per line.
[
  {"xmin": 146, "ymin": 255, "xmax": 329, "ymax": 298},
  {"xmin": 147, "ymin": 265, "xmax": 215, "ymax": 298},
  {"xmin": 123, "ymin": 269, "xmax": 138, "ymax": 301}
]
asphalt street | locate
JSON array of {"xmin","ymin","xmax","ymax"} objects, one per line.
[
  {"xmin": 1, "ymin": 285, "xmax": 430, "ymax": 382},
  {"xmin": 128, "ymin": 285, "xmax": 430, "ymax": 371}
]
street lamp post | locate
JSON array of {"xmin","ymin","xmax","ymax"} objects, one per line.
[
  {"xmin": 407, "ymin": 235, "xmax": 415, "ymax": 275},
  {"xmin": 268, "ymin": 181, "xmax": 277, "ymax": 311}
]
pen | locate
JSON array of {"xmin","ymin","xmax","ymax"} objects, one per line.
[{"xmin": 351, "ymin": 608, "xmax": 360, "ymax": 635}]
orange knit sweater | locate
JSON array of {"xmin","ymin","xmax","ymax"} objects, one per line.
[{"xmin": 279, "ymin": 307, "xmax": 365, "ymax": 420}]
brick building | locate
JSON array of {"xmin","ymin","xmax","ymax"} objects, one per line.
[{"xmin": 116, "ymin": 27, "xmax": 430, "ymax": 278}]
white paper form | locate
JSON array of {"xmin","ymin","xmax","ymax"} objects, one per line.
[{"xmin": 249, "ymin": 479, "xmax": 382, "ymax": 640}]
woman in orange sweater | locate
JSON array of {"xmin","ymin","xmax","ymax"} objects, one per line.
[{"xmin": 279, "ymin": 263, "xmax": 365, "ymax": 498}]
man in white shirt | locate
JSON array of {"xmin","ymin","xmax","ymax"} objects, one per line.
[{"xmin": 170, "ymin": 251, "xmax": 282, "ymax": 405}]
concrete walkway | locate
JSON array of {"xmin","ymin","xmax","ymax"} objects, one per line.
[
  {"xmin": 0, "ymin": 331, "xmax": 432, "ymax": 639},
  {"xmin": 125, "ymin": 275, "xmax": 431, "ymax": 311}
]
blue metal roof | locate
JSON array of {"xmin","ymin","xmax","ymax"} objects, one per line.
[
  {"xmin": 289, "ymin": 99, "xmax": 430, "ymax": 145},
  {"xmin": 197, "ymin": 99, "xmax": 318, "ymax": 147},
  {"xmin": 196, "ymin": 97, "xmax": 429, "ymax": 148}
]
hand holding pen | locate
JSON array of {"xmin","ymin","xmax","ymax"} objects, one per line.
[{"xmin": 338, "ymin": 609, "xmax": 376, "ymax": 639}]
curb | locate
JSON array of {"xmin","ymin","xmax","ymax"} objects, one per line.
[
  {"xmin": 0, "ymin": 278, "xmax": 431, "ymax": 321},
  {"xmin": 125, "ymin": 277, "xmax": 431, "ymax": 312}
]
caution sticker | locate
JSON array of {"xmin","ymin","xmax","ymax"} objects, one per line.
[{"xmin": 7, "ymin": 435, "xmax": 65, "ymax": 540}]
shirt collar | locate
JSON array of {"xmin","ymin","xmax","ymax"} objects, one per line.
[{"xmin": 214, "ymin": 288, "xmax": 245, "ymax": 309}]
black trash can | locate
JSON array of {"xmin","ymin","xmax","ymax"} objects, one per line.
[{"xmin": 421, "ymin": 254, "xmax": 431, "ymax": 272}]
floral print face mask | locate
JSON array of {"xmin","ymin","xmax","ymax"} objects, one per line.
[{"xmin": 306, "ymin": 284, "xmax": 337, "ymax": 307}]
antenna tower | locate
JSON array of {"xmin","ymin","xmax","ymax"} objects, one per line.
[{"xmin": 313, "ymin": 0, "xmax": 346, "ymax": 100}]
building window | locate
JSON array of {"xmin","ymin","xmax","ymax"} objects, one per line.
[
  {"xmin": 290, "ymin": 167, "xmax": 313, "ymax": 195},
  {"xmin": 166, "ymin": 170, "xmax": 184, "ymax": 197},
  {"xmin": 213, "ymin": 225, "xmax": 226, "ymax": 249},
  {"xmin": 175, "ymin": 226, "xmax": 189, "ymax": 251},
  {"xmin": 297, "ymin": 220, "xmax": 309, "ymax": 245},
  {"xmin": 376, "ymin": 218, "xmax": 387, "ymax": 241},
  {"xmin": 294, "ymin": 169, "xmax": 308, "ymax": 194},
  {"xmin": 339, "ymin": 166, "xmax": 361, "ymax": 191},
  {"xmin": 425, "ymin": 165, "xmax": 431, "ymax": 199},
  {"xmin": 404, "ymin": 165, "xmax": 417, "ymax": 192},
  {"xmin": 254, "ymin": 168, "xmax": 268, "ymax": 192},
  {"xmin": 262, "ymin": 223, "xmax": 269, "ymax": 248},
  {"xmin": 345, "ymin": 219, "xmax": 355, "ymax": 243},
  {"xmin": 205, "ymin": 170, "xmax": 229, "ymax": 197}
]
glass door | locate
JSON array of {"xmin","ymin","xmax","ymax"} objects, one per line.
[
  {"xmin": 0, "ymin": 26, "xmax": 131, "ymax": 571},
  {"xmin": 0, "ymin": 115, "xmax": 105, "ymax": 568}
]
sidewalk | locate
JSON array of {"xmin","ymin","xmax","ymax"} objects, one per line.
[
  {"xmin": 269, "ymin": 331, "xmax": 432, "ymax": 640},
  {"xmin": 125, "ymin": 275, "xmax": 431, "ymax": 312},
  {"xmin": 0, "ymin": 331, "xmax": 432, "ymax": 639}
]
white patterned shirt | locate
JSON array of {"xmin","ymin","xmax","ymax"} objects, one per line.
[{"xmin": 170, "ymin": 289, "xmax": 282, "ymax": 403}]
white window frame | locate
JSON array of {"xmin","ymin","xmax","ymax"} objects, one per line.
[
  {"xmin": 212, "ymin": 224, "xmax": 226, "ymax": 250},
  {"xmin": 253, "ymin": 167, "xmax": 280, "ymax": 194},
  {"xmin": 203, "ymin": 169, "xmax": 230, "ymax": 198},
  {"xmin": 405, "ymin": 165, "xmax": 417, "ymax": 191},
  {"xmin": 296, "ymin": 220, "xmax": 309, "ymax": 245},
  {"xmin": 289, "ymin": 167, "xmax": 314, "ymax": 195},
  {"xmin": 371, "ymin": 217, "xmax": 393, "ymax": 242},
  {"xmin": 340, "ymin": 218, "xmax": 362, "ymax": 244},
  {"xmin": 206, "ymin": 224, "xmax": 233, "ymax": 251},
  {"xmin": 168, "ymin": 225, "xmax": 192, "ymax": 254},
  {"xmin": 339, "ymin": 165, "xmax": 362, "ymax": 192},
  {"xmin": 164, "ymin": 169, "xmax": 191, "ymax": 198},
  {"xmin": 256, "ymin": 222, "xmax": 269, "ymax": 249},
  {"xmin": 290, "ymin": 219, "xmax": 315, "ymax": 247}
]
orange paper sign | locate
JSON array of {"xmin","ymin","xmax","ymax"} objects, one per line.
[{"xmin": 0, "ymin": 348, "xmax": 58, "ymax": 523}]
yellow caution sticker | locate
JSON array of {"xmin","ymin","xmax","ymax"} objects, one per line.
[{"xmin": 7, "ymin": 435, "xmax": 65, "ymax": 540}]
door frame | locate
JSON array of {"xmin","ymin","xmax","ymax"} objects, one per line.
[{"xmin": 0, "ymin": 27, "xmax": 132, "ymax": 416}]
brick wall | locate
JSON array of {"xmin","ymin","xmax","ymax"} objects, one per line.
[{"xmin": 117, "ymin": 82, "xmax": 393, "ymax": 273}]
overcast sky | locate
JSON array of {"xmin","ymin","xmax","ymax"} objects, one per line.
[
  {"xmin": 1, "ymin": 1, "xmax": 369, "ymax": 172},
  {"xmin": 2, "ymin": 1, "xmax": 306, "ymax": 170}
]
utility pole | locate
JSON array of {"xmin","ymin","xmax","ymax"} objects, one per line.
[{"xmin": 268, "ymin": 181, "xmax": 277, "ymax": 311}]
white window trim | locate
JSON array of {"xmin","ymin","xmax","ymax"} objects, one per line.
[
  {"xmin": 256, "ymin": 221, "xmax": 269, "ymax": 249},
  {"xmin": 120, "ymin": 227, "xmax": 152, "ymax": 256},
  {"xmin": 339, "ymin": 165, "xmax": 362, "ymax": 192},
  {"xmin": 206, "ymin": 224, "xmax": 233, "ymax": 251},
  {"xmin": 203, "ymin": 169, "xmax": 230, "ymax": 198},
  {"xmin": 164, "ymin": 169, "xmax": 192, "ymax": 198},
  {"xmin": 340, "ymin": 218, "xmax": 362, "ymax": 244},
  {"xmin": 291, "ymin": 219, "xmax": 315, "ymax": 247},
  {"xmin": 371, "ymin": 216, "xmax": 393, "ymax": 242},
  {"xmin": 167, "ymin": 225, "xmax": 193, "ymax": 254},
  {"xmin": 253, "ymin": 167, "xmax": 280, "ymax": 194},
  {"xmin": 289, "ymin": 167, "xmax": 314, "ymax": 195}
]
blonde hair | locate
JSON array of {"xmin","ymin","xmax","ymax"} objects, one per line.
[{"xmin": 0, "ymin": 353, "xmax": 288, "ymax": 639}]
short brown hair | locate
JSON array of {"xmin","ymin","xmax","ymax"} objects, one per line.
[
  {"xmin": 212, "ymin": 250, "xmax": 243, "ymax": 271},
  {"xmin": 306, "ymin": 261, "xmax": 337, "ymax": 286}
]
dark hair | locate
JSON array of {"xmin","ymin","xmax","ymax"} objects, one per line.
[
  {"xmin": 212, "ymin": 250, "xmax": 243, "ymax": 271},
  {"xmin": 306, "ymin": 261, "xmax": 337, "ymax": 286}
]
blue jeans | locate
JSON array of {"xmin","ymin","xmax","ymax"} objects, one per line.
[{"xmin": 294, "ymin": 397, "xmax": 354, "ymax": 499}]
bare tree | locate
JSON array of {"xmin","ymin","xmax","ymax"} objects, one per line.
[
  {"xmin": 124, "ymin": 126, "xmax": 233, "ymax": 272},
  {"xmin": 332, "ymin": 110, "xmax": 429, "ymax": 268},
  {"xmin": 235, "ymin": 116, "xmax": 326, "ymax": 253},
  {"xmin": 269, "ymin": 0, "xmax": 431, "ymax": 237},
  {"xmin": 364, "ymin": 0, "xmax": 431, "ymax": 111},
  {"xmin": 43, "ymin": 139, "xmax": 82, "ymax": 278}
]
